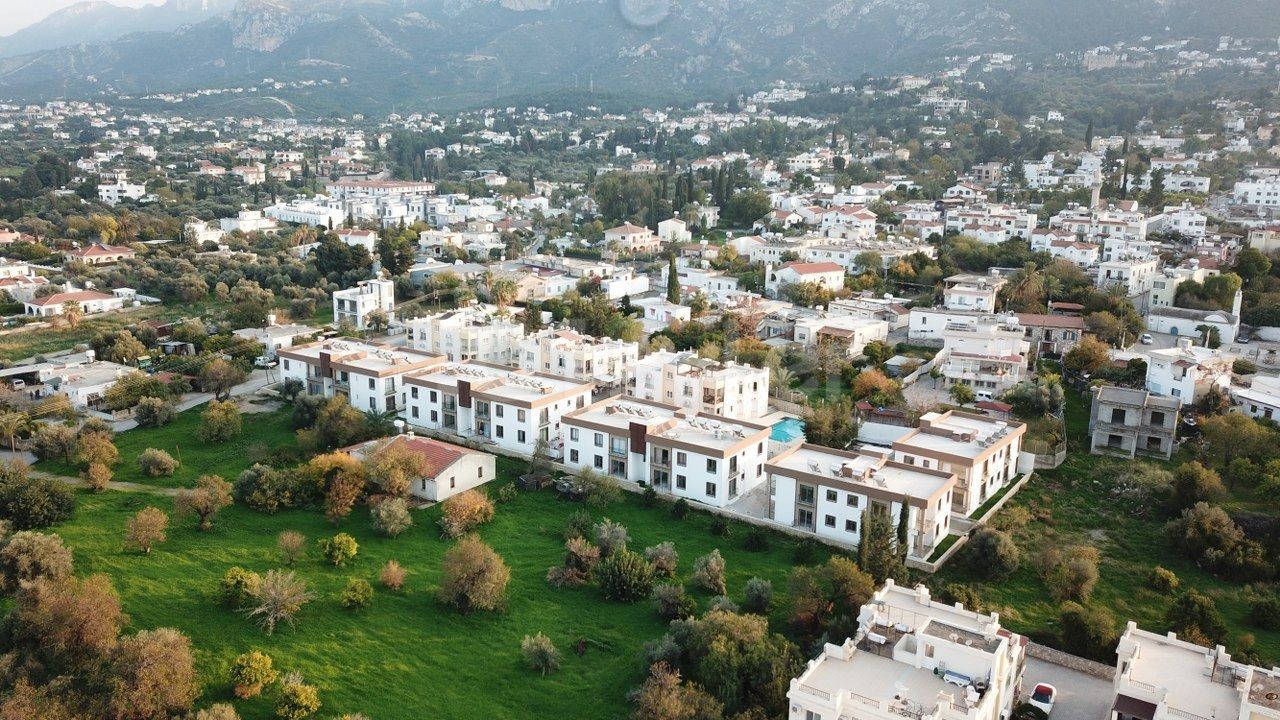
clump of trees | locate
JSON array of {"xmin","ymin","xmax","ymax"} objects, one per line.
[{"xmin": 439, "ymin": 535, "xmax": 510, "ymax": 613}]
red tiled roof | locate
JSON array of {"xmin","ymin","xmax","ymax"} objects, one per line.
[
  {"xmin": 781, "ymin": 261, "xmax": 843, "ymax": 274},
  {"xmin": 68, "ymin": 243, "xmax": 134, "ymax": 258},
  {"xmin": 27, "ymin": 290, "xmax": 115, "ymax": 307}
]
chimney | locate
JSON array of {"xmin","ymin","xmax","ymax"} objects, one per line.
[{"xmin": 266, "ymin": 313, "xmax": 277, "ymax": 327}]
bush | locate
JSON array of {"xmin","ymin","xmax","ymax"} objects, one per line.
[
  {"xmin": 564, "ymin": 508, "xmax": 593, "ymax": 540},
  {"xmin": 652, "ymin": 583, "xmax": 697, "ymax": 619},
  {"xmin": 0, "ymin": 530, "xmax": 74, "ymax": 593},
  {"xmin": 220, "ymin": 567, "xmax": 262, "ymax": 609},
  {"xmin": 137, "ymin": 448, "xmax": 179, "ymax": 478},
  {"xmin": 1058, "ymin": 601, "xmax": 1119, "ymax": 662},
  {"xmin": 125, "ymin": 506, "xmax": 168, "ymax": 554},
  {"xmin": 0, "ymin": 468, "xmax": 76, "ymax": 529},
  {"xmin": 644, "ymin": 542, "xmax": 679, "ymax": 579},
  {"xmin": 743, "ymin": 577, "xmax": 774, "ymax": 614},
  {"xmin": 581, "ymin": 470, "xmax": 621, "ymax": 510},
  {"xmin": 707, "ymin": 595, "xmax": 739, "ymax": 613},
  {"xmin": 692, "ymin": 549, "xmax": 727, "ymax": 594},
  {"xmin": 370, "ymin": 498, "xmax": 413, "ymax": 538},
  {"xmin": 174, "ymin": 474, "xmax": 234, "ymax": 530},
  {"xmin": 793, "ymin": 537, "xmax": 819, "ymax": 565},
  {"xmin": 671, "ymin": 498, "xmax": 690, "ymax": 520},
  {"xmin": 248, "ymin": 571, "xmax": 315, "ymax": 635},
  {"xmin": 134, "ymin": 397, "xmax": 176, "ymax": 428},
  {"xmin": 438, "ymin": 490, "xmax": 494, "ymax": 539},
  {"xmin": 1172, "ymin": 462, "xmax": 1226, "ymax": 509},
  {"xmin": 1249, "ymin": 593, "xmax": 1280, "ymax": 630},
  {"xmin": 937, "ymin": 583, "xmax": 986, "ymax": 613},
  {"xmin": 1234, "ymin": 358, "xmax": 1259, "ymax": 375},
  {"xmin": 341, "ymin": 578, "xmax": 374, "ymax": 610},
  {"xmin": 1148, "ymin": 566, "xmax": 1180, "ymax": 592},
  {"xmin": 1166, "ymin": 589, "xmax": 1228, "ymax": 644},
  {"xmin": 966, "ymin": 527, "xmax": 1020, "ymax": 579},
  {"xmin": 640, "ymin": 486, "xmax": 659, "ymax": 508},
  {"xmin": 597, "ymin": 548, "xmax": 655, "ymax": 602},
  {"xmin": 744, "ymin": 527, "xmax": 769, "ymax": 551},
  {"xmin": 380, "ymin": 560, "xmax": 406, "ymax": 591},
  {"xmin": 276, "ymin": 679, "xmax": 321, "ymax": 720},
  {"xmin": 594, "ymin": 518, "xmax": 629, "ymax": 557},
  {"xmin": 496, "ymin": 483, "xmax": 518, "ymax": 503},
  {"xmin": 194, "ymin": 704, "xmax": 240, "ymax": 720},
  {"xmin": 709, "ymin": 516, "xmax": 731, "ymax": 537},
  {"xmin": 235, "ymin": 465, "xmax": 298, "ymax": 514},
  {"xmin": 230, "ymin": 650, "xmax": 278, "ymax": 699},
  {"xmin": 319, "ymin": 533, "xmax": 358, "ymax": 566},
  {"xmin": 1039, "ymin": 546, "xmax": 1100, "ymax": 602},
  {"xmin": 439, "ymin": 535, "xmax": 510, "ymax": 613},
  {"xmin": 83, "ymin": 462, "xmax": 112, "ymax": 492},
  {"xmin": 196, "ymin": 400, "xmax": 243, "ymax": 444},
  {"xmin": 277, "ymin": 530, "xmax": 306, "ymax": 565},
  {"xmin": 547, "ymin": 537, "xmax": 601, "ymax": 588},
  {"xmin": 521, "ymin": 632, "xmax": 562, "ymax": 676}
]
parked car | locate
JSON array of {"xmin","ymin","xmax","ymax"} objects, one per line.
[
  {"xmin": 1028, "ymin": 683, "xmax": 1057, "ymax": 715},
  {"xmin": 1139, "ymin": 333, "xmax": 1154, "ymax": 345}
]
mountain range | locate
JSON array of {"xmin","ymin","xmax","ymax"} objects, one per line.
[
  {"xmin": 0, "ymin": 0, "xmax": 237, "ymax": 59},
  {"xmin": 1, "ymin": 0, "xmax": 1278, "ymax": 114}
]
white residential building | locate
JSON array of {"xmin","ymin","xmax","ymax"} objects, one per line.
[
  {"xmin": 518, "ymin": 327, "xmax": 639, "ymax": 387},
  {"xmin": 333, "ymin": 278, "xmax": 395, "ymax": 331},
  {"xmin": 788, "ymin": 580, "xmax": 1026, "ymax": 720},
  {"xmin": 1050, "ymin": 202, "xmax": 1148, "ymax": 242},
  {"xmin": 657, "ymin": 218, "xmax": 692, "ymax": 243},
  {"xmin": 765, "ymin": 261, "xmax": 846, "ymax": 300},
  {"xmin": 1153, "ymin": 202, "xmax": 1209, "ymax": 238},
  {"xmin": 629, "ymin": 350, "xmax": 770, "ymax": 421},
  {"xmin": 936, "ymin": 316, "xmax": 1031, "ymax": 401},
  {"xmin": 402, "ymin": 305, "xmax": 524, "ymax": 364},
  {"xmin": 337, "ymin": 229, "xmax": 378, "ymax": 253},
  {"xmin": 562, "ymin": 397, "xmax": 770, "ymax": 508},
  {"xmin": 232, "ymin": 315, "xmax": 317, "ymax": 359},
  {"xmin": 342, "ymin": 433, "xmax": 495, "ymax": 503},
  {"xmin": 401, "ymin": 362, "xmax": 594, "ymax": 457},
  {"xmin": 1145, "ymin": 338, "xmax": 1233, "ymax": 406},
  {"xmin": 277, "ymin": 338, "xmax": 444, "ymax": 414},
  {"xmin": 264, "ymin": 199, "xmax": 346, "ymax": 228},
  {"xmin": 24, "ymin": 290, "xmax": 126, "ymax": 318},
  {"xmin": 1097, "ymin": 258, "xmax": 1159, "ymax": 310},
  {"xmin": 943, "ymin": 274, "xmax": 1007, "ymax": 313},
  {"xmin": 767, "ymin": 444, "xmax": 955, "ymax": 558},
  {"xmin": 891, "ymin": 411, "xmax": 1025, "ymax": 516},
  {"xmin": 603, "ymin": 222, "xmax": 661, "ymax": 255},
  {"xmin": 792, "ymin": 315, "xmax": 891, "ymax": 358},
  {"xmin": 1234, "ymin": 375, "xmax": 1280, "ymax": 422},
  {"xmin": 1233, "ymin": 178, "xmax": 1280, "ymax": 207},
  {"xmin": 219, "ymin": 209, "xmax": 278, "ymax": 234},
  {"xmin": 97, "ymin": 181, "xmax": 146, "ymax": 206}
]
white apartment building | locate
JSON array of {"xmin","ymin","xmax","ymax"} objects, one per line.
[
  {"xmin": 97, "ymin": 181, "xmax": 146, "ymax": 206},
  {"xmin": 402, "ymin": 305, "xmax": 524, "ymax": 364},
  {"xmin": 628, "ymin": 350, "xmax": 770, "ymax": 421},
  {"xmin": 333, "ymin": 279, "xmax": 395, "ymax": 331},
  {"xmin": 264, "ymin": 199, "xmax": 346, "ymax": 228},
  {"xmin": 829, "ymin": 293, "xmax": 913, "ymax": 330},
  {"xmin": 277, "ymin": 338, "xmax": 444, "ymax": 414},
  {"xmin": 792, "ymin": 315, "xmax": 891, "ymax": 358},
  {"xmin": 765, "ymin": 261, "xmax": 846, "ymax": 300},
  {"xmin": 1145, "ymin": 338, "xmax": 1233, "ymax": 406},
  {"xmin": 767, "ymin": 444, "xmax": 955, "ymax": 558},
  {"xmin": 401, "ymin": 362, "xmax": 593, "ymax": 456},
  {"xmin": 518, "ymin": 328, "xmax": 639, "ymax": 387},
  {"xmin": 891, "ymin": 411, "xmax": 1025, "ymax": 516},
  {"xmin": 943, "ymin": 274, "xmax": 1007, "ymax": 313},
  {"xmin": 936, "ymin": 315, "xmax": 1030, "ymax": 401},
  {"xmin": 220, "ymin": 209, "xmax": 278, "ymax": 234},
  {"xmin": 1097, "ymin": 258, "xmax": 1160, "ymax": 309},
  {"xmin": 1153, "ymin": 202, "xmax": 1208, "ymax": 238},
  {"xmin": 1110, "ymin": 622, "xmax": 1280, "ymax": 720},
  {"xmin": 1234, "ymin": 375, "xmax": 1280, "ymax": 422},
  {"xmin": 337, "ymin": 229, "xmax": 378, "ymax": 253},
  {"xmin": 1050, "ymin": 203, "xmax": 1148, "ymax": 242},
  {"xmin": 603, "ymin": 222, "xmax": 661, "ymax": 254},
  {"xmin": 562, "ymin": 397, "xmax": 770, "ymax": 508},
  {"xmin": 789, "ymin": 581, "xmax": 1026, "ymax": 720},
  {"xmin": 232, "ymin": 315, "xmax": 316, "ymax": 359},
  {"xmin": 1233, "ymin": 178, "xmax": 1280, "ymax": 207}
]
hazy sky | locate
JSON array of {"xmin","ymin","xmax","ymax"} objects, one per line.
[{"xmin": 0, "ymin": 0, "xmax": 163, "ymax": 35}]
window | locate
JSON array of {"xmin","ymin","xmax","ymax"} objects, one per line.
[
  {"xmin": 411, "ymin": 407, "xmax": 419, "ymax": 419},
  {"xmin": 805, "ymin": 711, "xmax": 822, "ymax": 720},
  {"xmin": 706, "ymin": 458, "xmax": 717, "ymax": 473},
  {"xmin": 676, "ymin": 452, "xmax": 687, "ymax": 467},
  {"xmin": 569, "ymin": 449, "xmax": 579, "ymax": 463},
  {"xmin": 430, "ymin": 390, "xmax": 438, "ymax": 402},
  {"xmin": 1150, "ymin": 411, "xmax": 1165, "ymax": 427},
  {"xmin": 594, "ymin": 455, "xmax": 604, "ymax": 469},
  {"xmin": 496, "ymin": 426, "xmax": 504, "ymax": 438},
  {"xmin": 430, "ymin": 410, "xmax": 438, "ymax": 422},
  {"xmin": 570, "ymin": 428, "xmax": 580, "ymax": 441},
  {"xmin": 283, "ymin": 359, "xmax": 291, "ymax": 371},
  {"xmin": 845, "ymin": 519, "xmax": 857, "ymax": 533},
  {"xmin": 825, "ymin": 515, "xmax": 836, "ymax": 528},
  {"xmin": 847, "ymin": 495, "xmax": 859, "ymax": 507},
  {"xmin": 518, "ymin": 409, "xmax": 527, "ymax": 422},
  {"xmin": 411, "ymin": 387, "xmax": 418, "ymax": 399},
  {"xmin": 594, "ymin": 433, "xmax": 604, "ymax": 447},
  {"xmin": 705, "ymin": 482, "xmax": 717, "ymax": 497},
  {"xmin": 799, "ymin": 485, "xmax": 815, "ymax": 504},
  {"xmin": 518, "ymin": 430, "xmax": 527, "ymax": 443},
  {"xmin": 825, "ymin": 489, "xmax": 837, "ymax": 502},
  {"xmin": 495, "ymin": 404, "xmax": 504, "ymax": 418},
  {"xmin": 1111, "ymin": 408, "xmax": 1126, "ymax": 424},
  {"xmin": 676, "ymin": 475, "xmax": 686, "ymax": 490},
  {"xmin": 450, "ymin": 477, "xmax": 456, "ymax": 489}
]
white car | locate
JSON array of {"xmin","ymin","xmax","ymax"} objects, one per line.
[
  {"xmin": 1139, "ymin": 333, "xmax": 1154, "ymax": 345},
  {"xmin": 1029, "ymin": 683, "xmax": 1057, "ymax": 716}
]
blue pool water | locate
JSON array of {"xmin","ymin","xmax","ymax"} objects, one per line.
[{"xmin": 771, "ymin": 417, "xmax": 806, "ymax": 442}]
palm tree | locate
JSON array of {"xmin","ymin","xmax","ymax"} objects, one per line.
[
  {"xmin": 1043, "ymin": 274, "xmax": 1063, "ymax": 307},
  {"xmin": 770, "ymin": 366, "xmax": 796, "ymax": 398},
  {"xmin": 0, "ymin": 413, "xmax": 25, "ymax": 452},
  {"xmin": 1004, "ymin": 262, "xmax": 1044, "ymax": 312},
  {"xmin": 491, "ymin": 278, "xmax": 518, "ymax": 313}
]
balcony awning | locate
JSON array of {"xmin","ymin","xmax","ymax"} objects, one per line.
[{"xmin": 1111, "ymin": 694, "xmax": 1157, "ymax": 720}]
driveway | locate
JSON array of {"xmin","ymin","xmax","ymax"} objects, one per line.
[{"xmin": 1023, "ymin": 656, "xmax": 1114, "ymax": 720}]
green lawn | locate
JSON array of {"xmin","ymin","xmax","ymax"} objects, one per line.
[
  {"xmin": 54, "ymin": 479, "xmax": 830, "ymax": 719},
  {"xmin": 932, "ymin": 391, "xmax": 1280, "ymax": 662},
  {"xmin": 40, "ymin": 407, "xmax": 299, "ymax": 488}
]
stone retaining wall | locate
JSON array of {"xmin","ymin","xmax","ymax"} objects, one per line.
[{"xmin": 1026, "ymin": 641, "xmax": 1117, "ymax": 681}]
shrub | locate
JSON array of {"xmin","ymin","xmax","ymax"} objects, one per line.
[
  {"xmin": 380, "ymin": 560, "xmax": 406, "ymax": 591},
  {"xmin": 173, "ymin": 474, "xmax": 234, "ymax": 530},
  {"xmin": 937, "ymin": 583, "xmax": 986, "ymax": 613},
  {"xmin": 594, "ymin": 518, "xmax": 629, "ymax": 557},
  {"xmin": 194, "ymin": 704, "xmax": 241, "ymax": 720},
  {"xmin": 644, "ymin": 542, "xmax": 679, "ymax": 579},
  {"xmin": 640, "ymin": 486, "xmax": 659, "ymax": 508},
  {"xmin": 671, "ymin": 498, "xmax": 690, "ymax": 519},
  {"xmin": 438, "ymin": 490, "xmax": 494, "ymax": 539},
  {"xmin": 0, "ymin": 530, "xmax": 74, "ymax": 593},
  {"xmin": 1166, "ymin": 589, "xmax": 1228, "ymax": 645},
  {"xmin": 220, "ymin": 567, "xmax": 262, "ymax": 609},
  {"xmin": 341, "ymin": 578, "xmax": 374, "ymax": 611},
  {"xmin": 709, "ymin": 516, "xmax": 731, "ymax": 537},
  {"xmin": 83, "ymin": 462, "xmax": 112, "ymax": 492},
  {"xmin": 563, "ymin": 509, "xmax": 593, "ymax": 540},
  {"xmin": 1234, "ymin": 358, "xmax": 1259, "ymax": 375},
  {"xmin": 0, "ymin": 468, "xmax": 76, "ymax": 529},
  {"xmin": 1148, "ymin": 566, "xmax": 1180, "ymax": 592},
  {"xmin": 319, "ymin": 533, "xmax": 358, "ymax": 566},
  {"xmin": 1039, "ymin": 546, "xmax": 1101, "ymax": 602},
  {"xmin": 496, "ymin": 483, "xmax": 518, "ymax": 503},
  {"xmin": 547, "ymin": 537, "xmax": 601, "ymax": 588},
  {"xmin": 1058, "ymin": 601, "xmax": 1119, "ymax": 662},
  {"xmin": 196, "ymin": 400, "xmax": 242, "ymax": 443},
  {"xmin": 248, "ymin": 570, "xmax": 315, "ymax": 635},
  {"xmin": 30, "ymin": 424, "xmax": 76, "ymax": 463},
  {"xmin": 277, "ymin": 531, "xmax": 306, "ymax": 565},
  {"xmin": 652, "ymin": 583, "xmax": 697, "ymax": 619},
  {"xmin": 581, "ymin": 470, "xmax": 621, "ymax": 510},
  {"xmin": 692, "ymin": 549, "xmax": 727, "ymax": 594},
  {"xmin": 1250, "ymin": 594, "xmax": 1280, "ymax": 630},
  {"xmin": 521, "ymin": 632, "xmax": 561, "ymax": 676},
  {"xmin": 276, "ymin": 678, "xmax": 321, "ymax": 720},
  {"xmin": 137, "ymin": 448, "xmax": 179, "ymax": 478},
  {"xmin": 744, "ymin": 527, "xmax": 769, "ymax": 551},
  {"xmin": 439, "ymin": 535, "xmax": 510, "ymax": 613},
  {"xmin": 794, "ymin": 537, "xmax": 819, "ymax": 565},
  {"xmin": 230, "ymin": 650, "xmax": 278, "ymax": 699},
  {"xmin": 125, "ymin": 506, "xmax": 168, "ymax": 554},
  {"xmin": 134, "ymin": 397, "xmax": 176, "ymax": 428},
  {"xmin": 743, "ymin": 577, "xmax": 774, "ymax": 614},
  {"xmin": 1172, "ymin": 462, "xmax": 1226, "ymax": 509},
  {"xmin": 235, "ymin": 465, "xmax": 298, "ymax": 514},
  {"xmin": 370, "ymin": 498, "xmax": 413, "ymax": 538},
  {"xmin": 597, "ymin": 548, "xmax": 655, "ymax": 602},
  {"xmin": 966, "ymin": 527, "xmax": 1020, "ymax": 579}
]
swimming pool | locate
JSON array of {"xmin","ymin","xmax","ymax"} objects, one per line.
[{"xmin": 771, "ymin": 417, "xmax": 805, "ymax": 443}]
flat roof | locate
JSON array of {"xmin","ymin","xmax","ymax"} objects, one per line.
[
  {"xmin": 769, "ymin": 444, "xmax": 952, "ymax": 501},
  {"xmin": 565, "ymin": 397, "xmax": 768, "ymax": 452},
  {"xmin": 894, "ymin": 411, "xmax": 1023, "ymax": 464},
  {"xmin": 280, "ymin": 338, "xmax": 441, "ymax": 375},
  {"xmin": 1123, "ymin": 631, "xmax": 1243, "ymax": 720},
  {"xmin": 406, "ymin": 362, "xmax": 591, "ymax": 403}
]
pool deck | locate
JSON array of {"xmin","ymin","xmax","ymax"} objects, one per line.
[{"xmin": 759, "ymin": 410, "xmax": 801, "ymax": 425}]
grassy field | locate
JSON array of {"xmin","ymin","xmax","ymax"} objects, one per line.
[
  {"xmin": 932, "ymin": 391, "xmax": 1280, "ymax": 662},
  {"xmin": 39, "ymin": 407, "xmax": 299, "ymax": 488},
  {"xmin": 54, "ymin": 480, "xmax": 830, "ymax": 720}
]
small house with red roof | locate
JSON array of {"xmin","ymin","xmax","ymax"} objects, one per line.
[
  {"xmin": 24, "ymin": 289, "xmax": 125, "ymax": 318},
  {"xmin": 765, "ymin": 261, "xmax": 845, "ymax": 299},
  {"xmin": 65, "ymin": 243, "xmax": 136, "ymax": 267},
  {"xmin": 342, "ymin": 432, "xmax": 495, "ymax": 503}
]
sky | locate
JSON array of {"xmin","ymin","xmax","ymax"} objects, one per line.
[{"xmin": 0, "ymin": 0, "xmax": 163, "ymax": 35}]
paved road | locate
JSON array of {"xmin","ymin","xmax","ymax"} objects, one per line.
[{"xmin": 1024, "ymin": 656, "xmax": 1114, "ymax": 720}]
